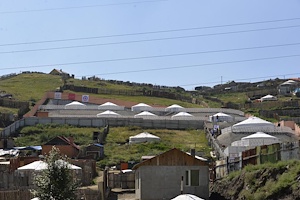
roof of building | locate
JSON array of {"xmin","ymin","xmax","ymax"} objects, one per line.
[
  {"xmin": 43, "ymin": 136, "xmax": 80, "ymax": 150},
  {"xmin": 132, "ymin": 148, "xmax": 208, "ymax": 170}
]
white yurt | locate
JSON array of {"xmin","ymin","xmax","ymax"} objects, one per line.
[
  {"xmin": 134, "ymin": 111, "xmax": 157, "ymax": 118},
  {"xmin": 17, "ymin": 160, "xmax": 82, "ymax": 186},
  {"xmin": 17, "ymin": 160, "xmax": 81, "ymax": 171},
  {"xmin": 131, "ymin": 103, "xmax": 153, "ymax": 112},
  {"xmin": 98, "ymin": 102, "xmax": 124, "ymax": 111},
  {"xmin": 165, "ymin": 104, "xmax": 185, "ymax": 112},
  {"xmin": 231, "ymin": 132, "xmax": 281, "ymax": 147},
  {"xmin": 209, "ymin": 112, "xmax": 233, "ymax": 122},
  {"xmin": 129, "ymin": 132, "xmax": 160, "ymax": 144},
  {"xmin": 171, "ymin": 112, "xmax": 193, "ymax": 119},
  {"xmin": 96, "ymin": 110, "xmax": 120, "ymax": 117},
  {"xmin": 64, "ymin": 101, "xmax": 86, "ymax": 109},
  {"xmin": 171, "ymin": 194, "xmax": 204, "ymax": 200},
  {"xmin": 280, "ymin": 80, "xmax": 298, "ymax": 86},
  {"xmin": 232, "ymin": 116, "xmax": 275, "ymax": 132},
  {"xmin": 260, "ymin": 94, "xmax": 277, "ymax": 102},
  {"xmin": 17, "ymin": 160, "xmax": 47, "ymax": 171}
]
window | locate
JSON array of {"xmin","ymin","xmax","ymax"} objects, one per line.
[{"xmin": 185, "ymin": 170, "xmax": 200, "ymax": 186}]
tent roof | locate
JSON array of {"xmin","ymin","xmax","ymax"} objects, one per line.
[
  {"xmin": 172, "ymin": 194, "xmax": 204, "ymax": 200},
  {"xmin": 132, "ymin": 103, "xmax": 151, "ymax": 107},
  {"xmin": 130, "ymin": 132, "xmax": 160, "ymax": 139},
  {"xmin": 97, "ymin": 110, "xmax": 120, "ymax": 116},
  {"xmin": 281, "ymin": 80, "xmax": 297, "ymax": 85},
  {"xmin": 134, "ymin": 111, "xmax": 157, "ymax": 116},
  {"xmin": 17, "ymin": 160, "xmax": 81, "ymax": 171},
  {"xmin": 262, "ymin": 94, "xmax": 274, "ymax": 98},
  {"xmin": 14, "ymin": 146, "xmax": 42, "ymax": 151},
  {"xmin": 99, "ymin": 102, "xmax": 118, "ymax": 106},
  {"xmin": 233, "ymin": 116, "xmax": 273, "ymax": 127},
  {"xmin": 212, "ymin": 112, "xmax": 231, "ymax": 117},
  {"xmin": 166, "ymin": 104, "xmax": 184, "ymax": 109},
  {"xmin": 17, "ymin": 160, "xmax": 48, "ymax": 171},
  {"xmin": 172, "ymin": 112, "xmax": 193, "ymax": 117},
  {"xmin": 65, "ymin": 101, "xmax": 85, "ymax": 106},
  {"xmin": 242, "ymin": 132, "xmax": 278, "ymax": 140},
  {"xmin": 186, "ymin": 152, "xmax": 207, "ymax": 161}
]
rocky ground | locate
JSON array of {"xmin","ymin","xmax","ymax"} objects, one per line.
[{"xmin": 209, "ymin": 161, "xmax": 300, "ymax": 200}]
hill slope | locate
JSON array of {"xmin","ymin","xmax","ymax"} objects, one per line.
[{"xmin": 210, "ymin": 160, "xmax": 300, "ymax": 200}]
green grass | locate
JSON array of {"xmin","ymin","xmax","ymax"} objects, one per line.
[
  {"xmin": 14, "ymin": 124, "xmax": 210, "ymax": 167},
  {"xmin": 0, "ymin": 106, "xmax": 19, "ymax": 114},
  {"xmin": 231, "ymin": 160, "xmax": 300, "ymax": 200},
  {"xmin": 0, "ymin": 73, "xmax": 62, "ymax": 102},
  {"xmin": 64, "ymin": 90, "xmax": 204, "ymax": 108},
  {"xmin": 214, "ymin": 92, "xmax": 248, "ymax": 105}
]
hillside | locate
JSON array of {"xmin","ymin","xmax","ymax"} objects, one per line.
[
  {"xmin": 14, "ymin": 124, "xmax": 210, "ymax": 167},
  {"xmin": 210, "ymin": 160, "xmax": 300, "ymax": 200}
]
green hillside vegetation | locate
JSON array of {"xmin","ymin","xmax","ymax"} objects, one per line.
[
  {"xmin": 14, "ymin": 124, "xmax": 210, "ymax": 168},
  {"xmin": 0, "ymin": 73, "xmax": 215, "ymax": 108},
  {"xmin": 0, "ymin": 106, "xmax": 19, "ymax": 114},
  {"xmin": 0, "ymin": 73, "xmax": 62, "ymax": 102},
  {"xmin": 214, "ymin": 92, "xmax": 249, "ymax": 105},
  {"xmin": 211, "ymin": 160, "xmax": 300, "ymax": 200}
]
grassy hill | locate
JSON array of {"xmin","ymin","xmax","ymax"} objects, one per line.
[
  {"xmin": 14, "ymin": 124, "xmax": 210, "ymax": 167},
  {"xmin": 210, "ymin": 160, "xmax": 300, "ymax": 200}
]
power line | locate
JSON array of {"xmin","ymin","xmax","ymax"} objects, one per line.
[
  {"xmin": 179, "ymin": 73, "xmax": 300, "ymax": 87},
  {"xmin": 79, "ymin": 54, "xmax": 300, "ymax": 77},
  {"xmin": 6, "ymin": 54, "xmax": 300, "ymax": 72},
  {"xmin": 0, "ymin": 0, "xmax": 168, "ymax": 14},
  {"xmin": 2, "ymin": 54, "xmax": 300, "ymax": 73},
  {"xmin": 2, "ymin": 54, "xmax": 300, "ymax": 87},
  {"xmin": 1, "ymin": 25, "xmax": 300, "ymax": 54},
  {"xmin": 1, "ymin": 18, "xmax": 300, "ymax": 47},
  {"xmin": 2, "ymin": 42, "xmax": 300, "ymax": 65}
]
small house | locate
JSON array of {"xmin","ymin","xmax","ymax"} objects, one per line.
[
  {"xmin": 42, "ymin": 136, "xmax": 80, "ymax": 158},
  {"xmin": 133, "ymin": 148, "xmax": 209, "ymax": 200},
  {"xmin": 84, "ymin": 143, "xmax": 104, "ymax": 160},
  {"xmin": 49, "ymin": 68, "xmax": 70, "ymax": 78},
  {"xmin": 278, "ymin": 80, "xmax": 299, "ymax": 95}
]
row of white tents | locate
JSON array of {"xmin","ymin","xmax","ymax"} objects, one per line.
[
  {"xmin": 64, "ymin": 101, "xmax": 187, "ymax": 112},
  {"xmin": 96, "ymin": 110, "xmax": 196, "ymax": 119},
  {"xmin": 64, "ymin": 101, "xmax": 124, "ymax": 110}
]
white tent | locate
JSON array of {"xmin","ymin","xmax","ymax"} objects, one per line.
[
  {"xmin": 232, "ymin": 117, "xmax": 275, "ymax": 129},
  {"xmin": 131, "ymin": 103, "xmax": 153, "ymax": 112},
  {"xmin": 17, "ymin": 160, "xmax": 81, "ymax": 171},
  {"xmin": 165, "ymin": 104, "xmax": 185, "ymax": 112},
  {"xmin": 98, "ymin": 102, "xmax": 123, "ymax": 110},
  {"xmin": 17, "ymin": 160, "xmax": 47, "ymax": 171},
  {"xmin": 172, "ymin": 194, "xmax": 204, "ymax": 200},
  {"xmin": 280, "ymin": 80, "xmax": 298, "ymax": 86},
  {"xmin": 231, "ymin": 132, "xmax": 281, "ymax": 147},
  {"xmin": 134, "ymin": 111, "xmax": 157, "ymax": 118},
  {"xmin": 129, "ymin": 132, "xmax": 160, "ymax": 144},
  {"xmin": 64, "ymin": 101, "xmax": 86, "ymax": 109},
  {"xmin": 96, "ymin": 110, "xmax": 120, "ymax": 118},
  {"xmin": 171, "ymin": 112, "xmax": 193, "ymax": 119},
  {"xmin": 209, "ymin": 112, "xmax": 233, "ymax": 122},
  {"xmin": 261, "ymin": 94, "xmax": 277, "ymax": 102}
]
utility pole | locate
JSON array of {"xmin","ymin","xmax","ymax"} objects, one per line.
[{"xmin": 221, "ymin": 76, "xmax": 223, "ymax": 85}]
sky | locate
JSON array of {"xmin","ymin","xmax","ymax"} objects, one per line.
[{"xmin": 1, "ymin": 0, "xmax": 300, "ymax": 90}]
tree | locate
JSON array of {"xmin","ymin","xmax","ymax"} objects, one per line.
[{"xmin": 31, "ymin": 147, "xmax": 79, "ymax": 200}]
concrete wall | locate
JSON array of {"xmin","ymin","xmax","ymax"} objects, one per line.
[
  {"xmin": 135, "ymin": 165, "xmax": 209, "ymax": 200},
  {"xmin": 1, "ymin": 117, "xmax": 204, "ymax": 137}
]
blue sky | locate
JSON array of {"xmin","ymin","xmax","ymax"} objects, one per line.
[{"xmin": 1, "ymin": 0, "xmax": 300, "ymax": 90}]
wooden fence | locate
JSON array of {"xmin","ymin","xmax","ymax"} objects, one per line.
[
  {"xmin": 0, "ymin": 188, "xmax": 101, "ymax": 200},
  {"xmin": 0, "ymin": 189, "xmax": 33, "ymax": 200},
  {"xmin": 63, "ymin": 84, "xmax": 199, "ymax": 104},
  {"xmin": 213, "ymin": 142, "xmax": 299, "ymax": 181}
]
